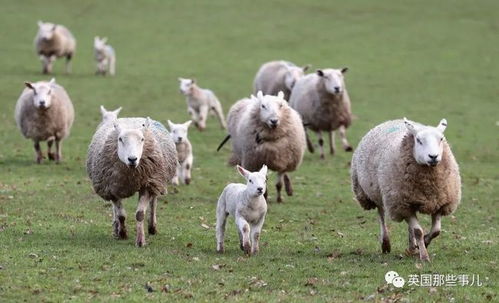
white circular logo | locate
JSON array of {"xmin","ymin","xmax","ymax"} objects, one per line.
[
  {"xmin": 385, "ymin": 271, "xmax": 399, "ymax": 284},
  {"xmin": 392, "ymin": 276, "xmax": 405, "ymax": 288}
]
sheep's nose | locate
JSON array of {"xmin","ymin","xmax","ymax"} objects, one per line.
[
  {"xmin": 39, "ymin": 101, "xmax": 45, "ymax": 106},
  {"xmin": 257, "ymin": 187, "xmax": 263, "ymax": 193},
  {"xmin": 270, "ymin": 119, "xmax": 278, "ymax": 126},
  {"xmin": 128, "ymin": 157, "xmax": 137, "ymax": 164},
  {"xmin": 334, "ymin": 86, "xmax": 341, "ymax": 93},
  {"xmin": 428, "ymin": 154, "xmax": 438, "ymax": 160}
]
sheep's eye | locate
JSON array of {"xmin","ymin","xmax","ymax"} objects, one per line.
[
  {"xmin": 141, "ymin": 138, "xmax": 145, "ymax": 142},
  {"xmin": 440, "ymin": 137, "xmax": 444, "ymax": 142},
  {"xmin": 416, "ymin": 138, "xmax": 422, "ymax": 145},
  {"xmin": 279, "ymin": 103, "xmax": 283, "ymax": 108},
  {"xmin": 119, "ymin": 137, "xmax": 123, "ymax": 143},
  {"xmin": 249, "ymin": 179, "xmax": 253, "ymax": 184},
  {"xmin": 261, "ymin": 104, "xmax": 266, "ymax": 109}
]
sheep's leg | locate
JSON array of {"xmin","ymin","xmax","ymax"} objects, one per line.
[
  {"xmin": 305, "ymin": 128, "xmax": 315, "ymax": 153},
  {"xmin": 318, "ymin": 131, "xmax": 325, "ymax": 159},
  {"xmin": 34, "ymin": 141, "xmax": 43, "ymax": 164},
  {"xmin": 148, "ymin": 197, "xmax": 157, "ymax": 235},
  {"xmin": 198, "ymin": 105, "xmax": 209, "ymax": 131},
  {"xmin": 424, "ymin": 213, "xmax": 442, "ymax": 248},
  {"xmin": 65, "ymin": 53, "xmax": 72, "ymax": 74},
  {"xmin": 276, "ymin": 173, "xmax": 284, "ymax": 203},
  {"xmin": 236, "ymin": 217, "xmax": 251, "ymax": 255},
  {"xmin": 339, "ymin": 125, "xmax": 353, "ymax": 152},
  {"xmin": 406, "ymin": 225, "xmax": 419, "ymax": 256},
  {"xmin": 377, "ymin": 207, "xmax": 391, "ymax": 253},
  {"xmin": 211, "ymin": 100, "xmax": 227, "ymax": 129},
  {"xmin": 47, "ymin": 137, "xmax": 56, "ymax": 160},
  {"xmin": 172, "ymin": 164, "xmax": 180, "ymax": 186},
  {"xmin": 283, "ymin": 173, "xmax": 293, "ymax": 196},
  {"xmin": 54, "ymin": 139, "xmax": 62, "ymax": 163},
  {"xmin": 250, "ymin": 216, "xmax": 265, "ymax": 255},
  {"xmin": 215, "ymin": 200, "xmax": 228, "ymax": 253},
  {"xmin": 407, "ymin": 215, "xmax": 430, "ymax": 261},
  {"xmin": 109, "ymin": 56, "xmax": 116, "ymax": 76},
  {"xmin": 183, "ymin": 156, "xmax": 193, "ymax": 185},
  {"xmin": 135, "ymin": 191, "xmax": 151, "ymax": 247},
  {"xmin": 328, "ymin": 131, "xmax": 336, "ymax": 155},
  {"xmin": 112, "ymin": 200, "xmax": 127, "ymax": 239}
]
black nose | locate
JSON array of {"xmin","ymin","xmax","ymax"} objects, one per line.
[
  {"xmin": 270, "ymin": 119, "xmax": 278, "ymax": 125},
  {"xmin": 257, "ymin": 187, "xmax": 263, "ymax": 193},
  {"xmin": 334, "ymin": 87, "xmax": 340, "ymax": 93},
  {"xmin": 178, "ymin": 137, "xmax": 183, "ymax": 142},
  {"xmin": 428, "ymin": 154, "xmax": 438, "ymax": 160},
  {"xmin": 39, "ymin": 101, "xmax": 45, "ymax": 106},
  {"xmin": 128, "ymin": 157, "xmax": 137, "ymax": 164}
]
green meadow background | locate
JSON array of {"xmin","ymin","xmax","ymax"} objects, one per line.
[{"xmin": 0, "ymin": 0, "xmax": 497, "ymax": 301}]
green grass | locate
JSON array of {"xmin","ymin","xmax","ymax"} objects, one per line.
[{"xmin": 0, "ymin": 0, "xmax": 498, "ymax": 301}]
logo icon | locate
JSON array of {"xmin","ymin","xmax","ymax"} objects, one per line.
[{"xmin": 385, "ymin": 271, "xmax": 405, "ymax": 288}]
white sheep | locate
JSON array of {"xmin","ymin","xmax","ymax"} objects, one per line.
[
  {"xmin": 86, "ymin": 117, "xmax": 177, "ymax": 247},
  {"xmin": 34, "ymin": 21, "xmax": 76, "ymax": 74},
  {"xmin": 253, "ymin": 60, "xmax": 310, "ymax": 101},
  {"xmin": 216, "ymin": 165, "xmax": 268, "ymax": 255},
  {"xmin": 219, "ymin": 91, "xmax": 306, "ymax": 202},
  {"xmin": 100, "ymin": 105, "xmax": 122, "ymax": 124},
  {"xmin": 94, "ymin": 36, "xmax": 116, "ymax": 76},
  {"xmin": 15, "ymin": 78, "xmax": 74, "ymax": 163},
  {"xmin": 351, "ymin": 118, "xmax": 461, "ymax": 261},
  {"xmin": 167, "ymin": 120, "xmax": 193, "ymax": 185},
  {"xmin": 178, "ymin": 78, "xmax": 226, "ymax": 131},
  {"xmin": 289, "ymin": 68, "xmax": 353, "ymax": 159}
]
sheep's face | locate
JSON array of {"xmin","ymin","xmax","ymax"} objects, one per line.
[
  {"xmin": 25, "ymin": 78, "xmax": 56, "ymax": 109},
  {"xmin": 317, "ymin": 68, "xmax": 348, "ymax": 95},
  {"xmin": 100, "ymin": 105, "xmax": 121, "ymax": 123},
  {"xmin": 404, "ymin": 118, "xmax": 447, "ymax": 166},
  {"xmin": 237, "ymin": 165, "xmax": 268, "ymax": 197},
  {"xmin": 94, "ymin": 36, "xmax": 108, "ymax": 52},
  {"xmin": 284, "ymin": 66, "xmax": 307, "ymax": 91},
  {"xmin": 254, "ymin": 91, "xmax": 286, "ymax": 129},
  {"xmin": 115, "ymin": 119, "xmax": 150, "ymax": 168},
  {"xmin": 37, "ymin": 21, "xmax": 56, "ymax": 41},
  {"xmin": 178, "ymin": 78, "xmax": 195, "ymax": 95},
  {"xmin": 168, "ymin": 120, "xmax": 192, "ymax": 144}
]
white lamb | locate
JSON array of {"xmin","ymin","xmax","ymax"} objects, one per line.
[
  {"xmin": 216, "ymin": 165, "xmax": 268, "ymax": 256},
  {"xmin": 34, "ymin": 21, "xmax": 76, "ymax": 74},
  {"xmin": 178, "ymin": 78, "xmax": 227, "ymax": 131},
  {"xmin": 94, "ymin": 36, "xmax": 116, "ymax": 76},
  {"xmin": 167, "ymin": 120, "xmax": 193, "ymax": 185}
]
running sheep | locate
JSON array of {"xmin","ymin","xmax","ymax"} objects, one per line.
[
  {"xmin": 253, "ymin": 60, "xmax": 310, "ymax": 101},
  {"xmin": 86, "ymin": 117, "xmax": 177, "ymax": 247},
  {"xmin": 178, "ymin": 78, "xmax": 227, "ymax": 131},
  {"xmin": 289, "ymin": 68, "xmax": 353, "ymax": 159},
  {"xmin": 219, "ymin": 91, "xmax": 306, "ymax": 202},
  {"xmin": 167, "ymin": 120, "xmax": 193, "ymax": 185},
  {"xmin": 216, "ymin": 165, "xmax": 268, "ymax": 255},
  {"xmin": 34, "ymin": 21, "xmax": 76, "ymax": 74},
  {"xmin": 94, "ymin": 36, "xmax": 116, "ymax": 76},
  {"xmin": 351, "ymin": 118, "xmax": 461, "ymax": 261},
  {"xmin": 15, "ymin": 78, "xmax": 74, "ymax": 163}
]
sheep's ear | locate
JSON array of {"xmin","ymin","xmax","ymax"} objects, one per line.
[
  {"xmin": 49, "ymin": 78, "xmax": 56, "ymax": 86},
  {"xmin": 259, "ymin": 164, "xmax": 268, "ymax": 176},
  {"xmin": 256, "ymin": 91, "xmax": 264, "ymax": 101},
  {"xmin": 237, "ymin": 165, "xmax": 249, "ymax": 179},
  {"xmin": 191, "ymin": 78, "xmax": 196, "ymax": 84},
  {"xmin": 24, "ymin": 82, "xmax": 35, "ymax": 90},
  {"xmin": 113, "ymin": 107, "xmax": 122, "ymax": 116},
  {"xmin": 341, "ymin": 67, "xmax": 349, "ymax": 74},
  {"xmin": 276, "ymin": 91, "xmax": 285, "ymax": 99},
  {"xmin": 404, "ymin": 117, "xmax": 417, "ymax": 135},
  {"xmin": 102, "ymin": 37, "xmax": 108, "ymax": 43},
  {"xmin": 177, "ymin": 77, "xmax": 184, "ymax": 82},
  {"xmin": 302, "ymin": 64, "xmax": 311, "ymax": 72},
  {"xmin": 184, "ymin": 120, "xmax": 192, "ymax": 128},
  {"xmin": 316, "ymin": 69, "xmax": 324, "ymax": 77},
  {"xmin": 167, "ymin": 120, "xmax": 174, "ymax": 129},
  {"xmin": 250, "ymin": 94, "xmax": 258, "ymax": 102},
  {"xmin": 100, "ymin": 105, "xmax": 107, "ymax": 115},
  {"xmin": 143, "ymin": 117, "xmax": 152, "ymax": 129},
  {"xmin": 37, "ymin": 21, "xmax": 43, "ymax": 27},
  {"xmin": 52, "ymin": 24, "xmax": 57, "ymax": 31},
  {"xmin": 436, "ymin": 118, "xmax": 447, "ymax": 133},
  {"xmin": 94, "ymin": 36, "xmax": 99, "ymax": 41}
]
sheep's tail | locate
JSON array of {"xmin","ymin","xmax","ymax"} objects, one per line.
[{"xmin": 216, "ymin": 134, "xmax": 231, "ymax": 152}]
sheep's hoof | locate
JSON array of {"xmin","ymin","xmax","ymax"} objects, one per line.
[
  {"xmin": 184, "ymin": 178, "xmax": 191, "ymax": 185},
  {"xmin": 136, "ymin": 239, "xmax": 146, "ymax": 247},
  {"xmin": 48, "ymin": 153, "xmax": 56, "ymax": 160},
  {"xmin": 381, "ymin": 239, "xmax": 391, "ymax": 253},
  {"xmin": 276, "ymin": 197, "xmax": 283, "ymax": 203},
  {"xmin": 118, "ymin": 229, "xmax": 128, "ymax": 240},
  {"xmin": 344, "ymin": 146, "xmax": 354, "ymax": 152},
  {"xmin": 243, "ymin": 243, "xmax": 251, "ymax": 255},
  {"xmin": 36, "ymin": 157, "xmax": 43, "ymax": 164},
  {"xmin": 217, "ymin": 245, "xmax": 224, "ymax": 254},
  {"xmin": 320, "ymin": 154, "xmax": 325, "ymax": 160},
  {"xmin": 405, "ymin": 248, "xmax": 419, "ymax": 256},
  {"xmin": 148, "ymin": 225, "xmax": 157, "ymax": 235},
  {"xmin": 419, "ymin": 253, "xmax": 430, "ymax": 262}
]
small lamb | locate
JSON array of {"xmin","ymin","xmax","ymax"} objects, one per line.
[
  {"xmin": 351, "ymin": 118, "xmax": 461, "ymax": 261},
  {"xmin": 100, "ymin": 105, "xmax": 122, "ymax": 124},
  {"xmin": 216, "ymin": 165, "xmax": 268, "ymax": 255},
  {"xmin": 34, "ymin": 21, "xmax": 76, "ymax": 74},
  {"xmin": 94, "ymin": 36, "xmax": 116, "ymax": 76},
  {"xmin": 15, "ymin": 78, "xmax": 74, "ymax": 163},
  {"xmin": 178, "ymin": 78, "xmax": 227, "ymax": 131},
  {"xmin": 167, "ymin": 120, "xmax": 193, "ymax": 185}
]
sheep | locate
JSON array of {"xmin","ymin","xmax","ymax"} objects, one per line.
[
  {"xmin": 94, "ymin": 36, "xmax": 116, "ymax": 76},
  {"xmin": 167, "ymin": 120, "xmax": 193, "ymax": 185},
  {"xmin": 351, "ymin": 118, "xmax": 461, "ymax": 261},
  {"xmin": 289, "ymin": 68, "xmax": 353, "ymax": 159},
  {"xmin": 86, "ymin": 117, "xmax": 177, "ymax": 247},
  {"xmin": 15, "ymin": 78, "xmax": 74, "ymax": 163},
  {"xmin": 253, "ymin": 60, "xmax": 310, "ymax": 101},
  {"xmin": 216, "ymin": 165, "xmax": 268, "ymax": 255},
  {"xmin": 34, "ymin": 21, "xmax": 76, "ymax": 74},
  {"xmin": 178, "ymin": 78, "xmax": 227, "ymax": 131},
  {"xmin": 220, "ymin": 91, "xmax": 306, "ymax": 203},
  {"xmin": 100, "ymin": 105, "xmax": 122, "ymax": 124}
]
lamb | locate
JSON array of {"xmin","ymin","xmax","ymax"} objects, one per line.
[
  {"xmin": 289, "ymin": 68, "xmax": 353, "ymax": 159},
  {"xmin": 34, "ymin": 21, "xmax": 76, "ymax": 74},
  {"xmin": 167, "ymin": 120, "xmax": 193, "ymax": 185},
  {"xmin": 220, "ymin": 91, "xmax": 306, "ymax": 202},
  {"xmin": 351, "ymin": 118, "xmax": 461, "ymax": 261},
  {"xmin": 15, "ymin": 78, "xmax": 74, "ymax": 163},
  {"xmin": 94, "ymin": 36, "xmax": 116, "ymax": 76},
  {"xmin": 178, "ymin": 78, "xmax": 227, "ymax": 131},
  {"xmin": 100, "ymin": 105, "xmax": 122, "ymax": 124},
  {"xmin": 216, "ymin": 165, "xmax": 268, "ymax": 255},
  {"xmin": 253, "ymin": 60, "xmax": 310, "ymax": 101},
  {"xmin": 86, "ymin": 117, "xmax": 177, "ymax": 247}
]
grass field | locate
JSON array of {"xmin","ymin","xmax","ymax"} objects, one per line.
[{"xmin": 0, "ymin": 0, "xmax": 498, "ymax": 301}]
